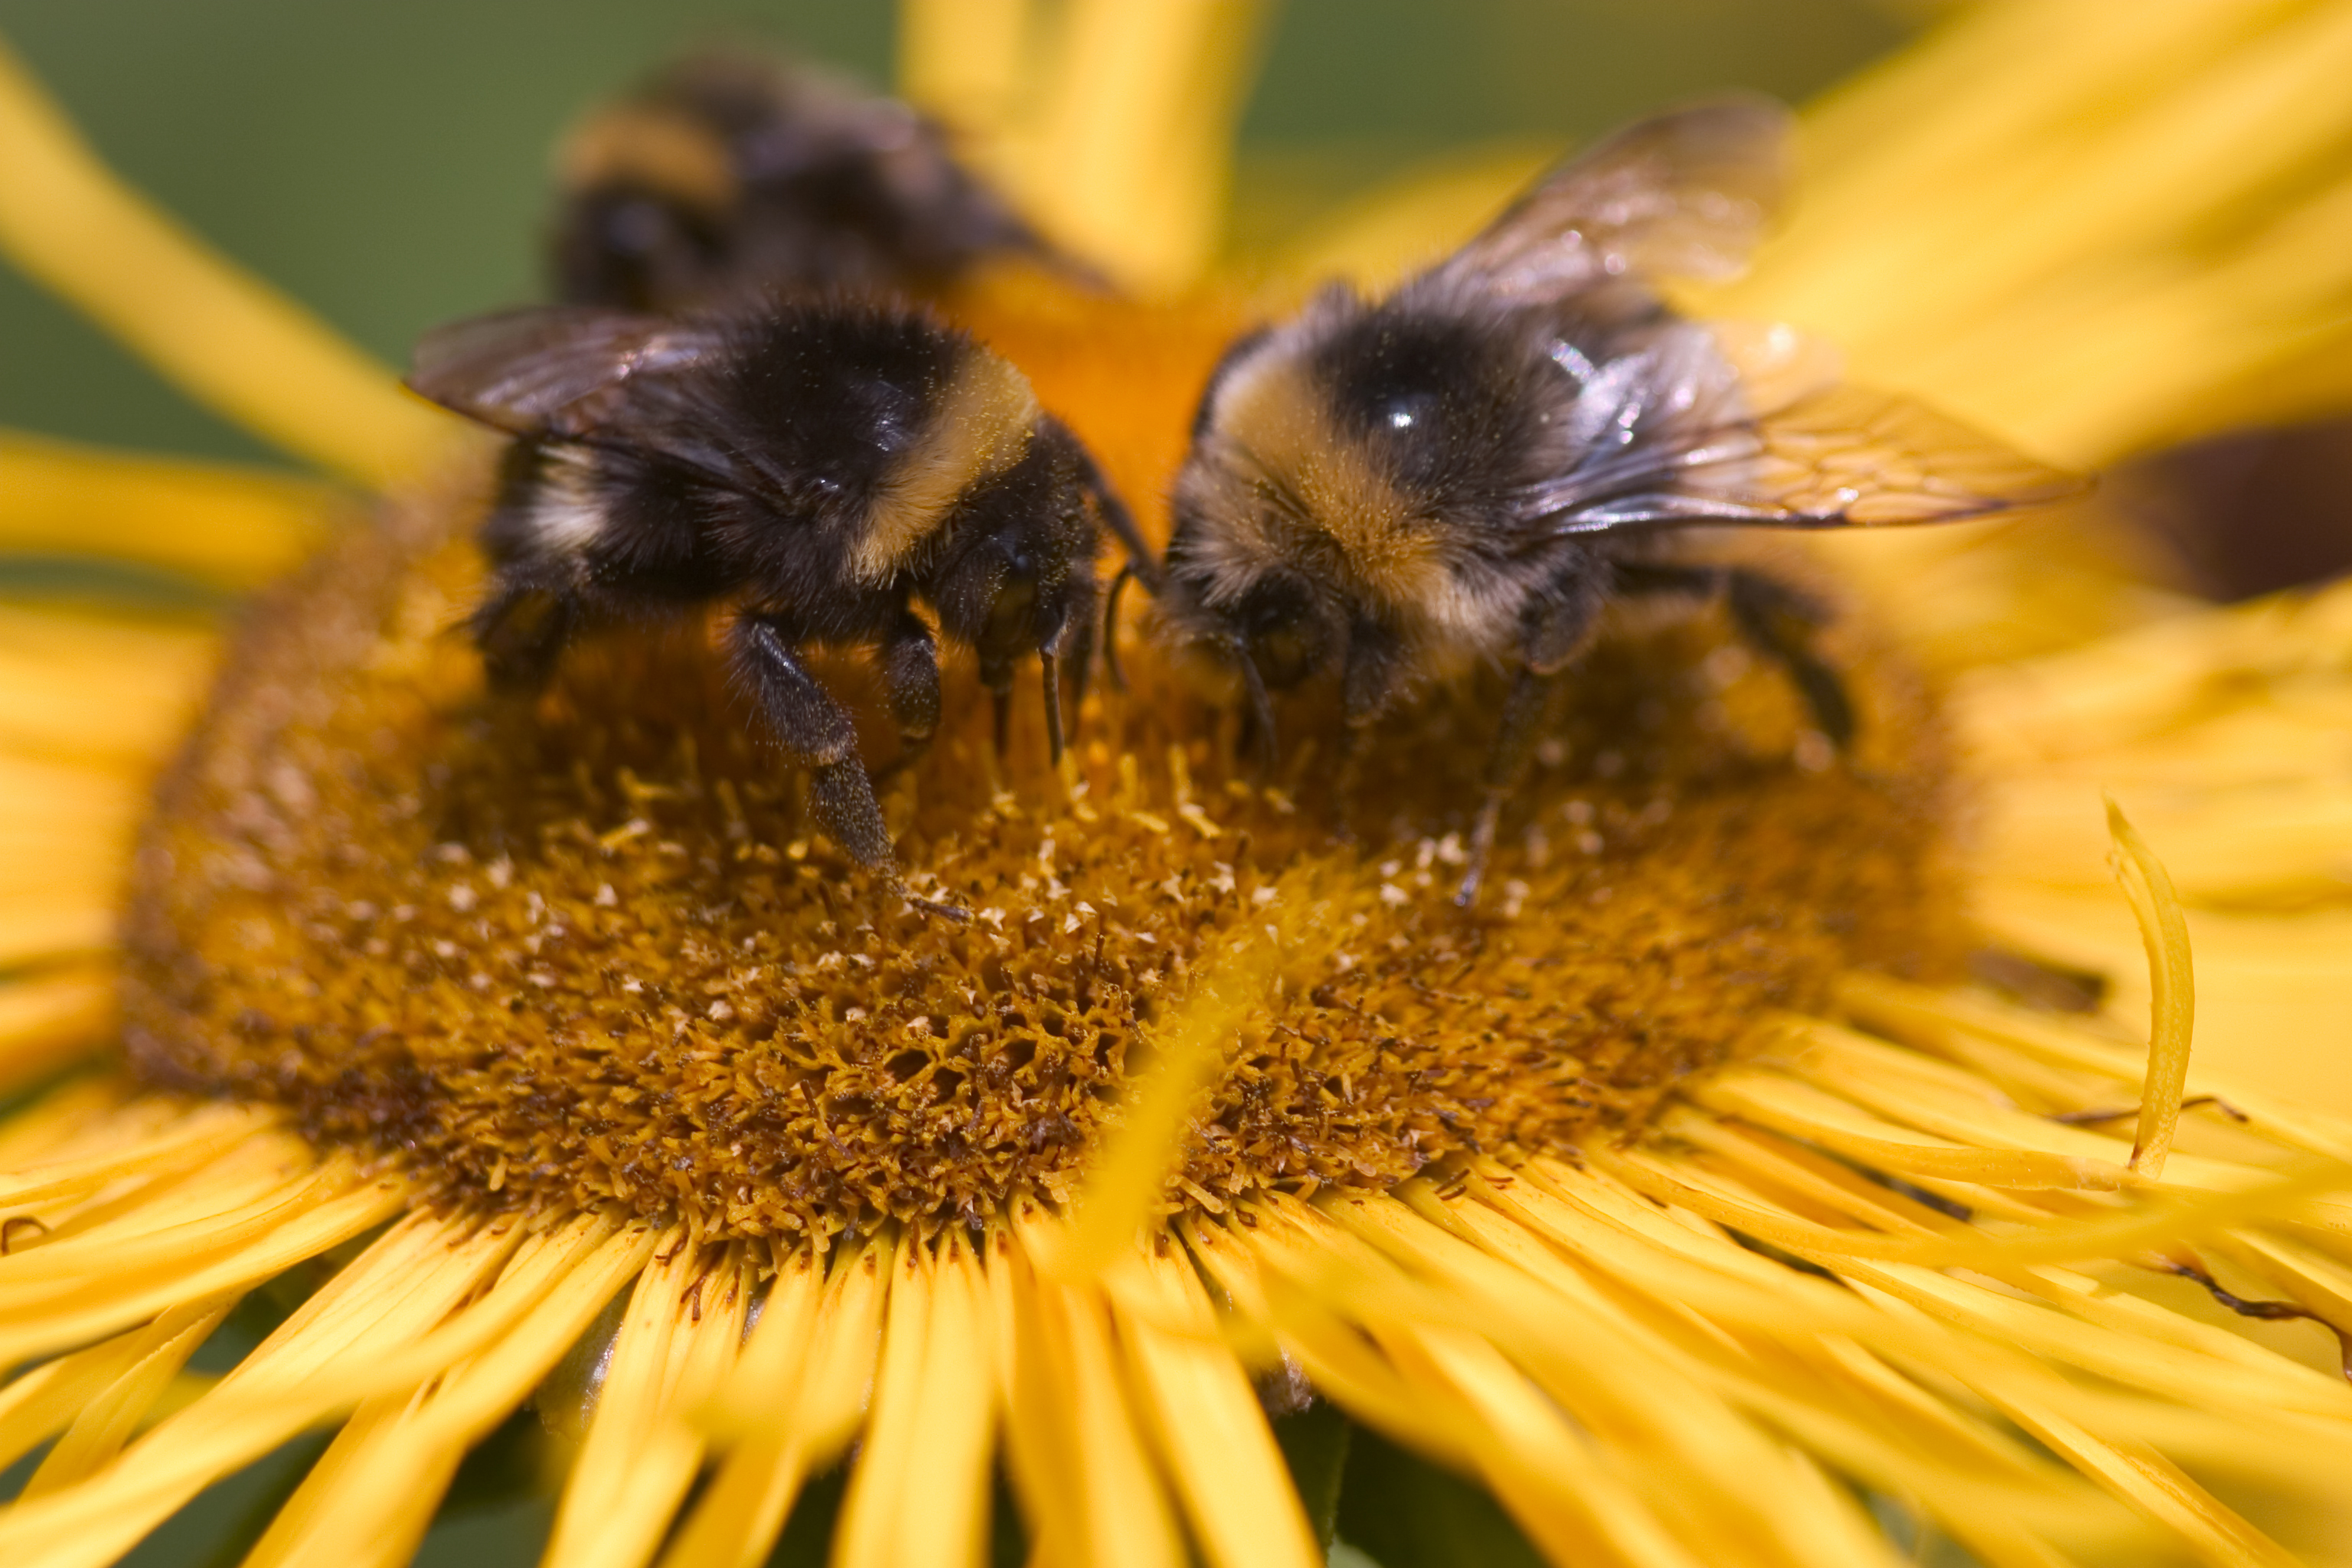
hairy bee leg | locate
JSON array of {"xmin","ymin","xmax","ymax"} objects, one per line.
[
  {"xmin": 1039, "ymin": 650, "xmax": 1065, "ymax": 765},
  {"xmin": 1614, "ymin": 564, "xmax": 1855, "ymax": 749},
  {"xmin": 1457, "ymin": 665, "xmax": 1560, "ymax": 908},
  {"xmin": 1061, "ymin": 607, "xmax": 1096, "ymax": 726},
  {"xmin": 729, "ymin": 616, "xmax": 905, "ymax": 882},
  {"xmin": 1723, "ymin": 571, "xmax": 1854, "ymax": 747},
  {"xmin": 871, "ymin": 611, "xmax": 940, "ymax": 783},
  {"xmin": 469, "ymin": 580, "xmax": 580, "ymax": 697}
]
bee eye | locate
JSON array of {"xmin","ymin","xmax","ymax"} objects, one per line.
[{"xmin": 1382, "ymin": 392, "xmax": 1439, "ymax": 432}]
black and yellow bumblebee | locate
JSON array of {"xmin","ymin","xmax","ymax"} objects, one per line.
[
  {"xmin": 410, "ymin": 54, "xmax": 1148, "ymax": 914},
  {"xmin": 407, "ymin": 298, "xmax": 1142, "ymax": 917},
  {"xmin": 1151, "ymin": 96, "xmax": 2080, "ymax": 903},
  {"xmin": 549, "ymin": 51, "xmax": 1071, "ymax": 312}
]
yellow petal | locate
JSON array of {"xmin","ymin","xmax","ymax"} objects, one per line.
[{"xmin": 0, "ymin": 38, "xmax": 453, "ymax": 487}]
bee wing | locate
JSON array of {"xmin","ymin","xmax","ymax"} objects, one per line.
[
  {"xmin": 1513, "ymin": 326, "xmax": 2082, "ymax": 536},
  {"xmin": 1427, "ymin": 96, "xmax": 1792, "ymax": 304},
  {"xmin": 406, "ymin": 306, "xmax": 723, "ymax": 439}
]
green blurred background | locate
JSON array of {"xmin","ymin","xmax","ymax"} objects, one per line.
[
  {"xmin": 0, "ymin": 5, "xmax": 1919, "ymax": 1564},
  {"xmin": 0, "ymin": 0, "xmax": 1909, "ymax": 472}
]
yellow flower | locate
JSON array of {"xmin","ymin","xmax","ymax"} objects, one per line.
[{"xmin": 3, "ymin": 4, "xmax": 2352, "ymax": 1567}]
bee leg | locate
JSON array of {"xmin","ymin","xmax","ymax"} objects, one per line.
[
  {"xmin": 469, "ymin": 579, "xmax": 579, "ymax": 698},
  {"xmin": 1039, "ymin": 648, "xmax": 1066, "ymax": 765},
  {"xmin": 871, "ymin": 610, "xmax": 940, "ymax": 783},
  {"xmin": 1101, "ymin": 564, "xmax": 1138, "ymax": 691},
  {"xmin": 1331, "ymin": 616, "xmax": 1406, "ymax": 841},
  {"xmin": 1457, "ymin": 665, "xmax": 1561, "ymax": 908},
  {"xmin": 1721, "ymin": 570, "xmax": 1854, "ymax": 748},
  {"xmin": 731, "ymin": 616, "xmax": 965, "ymax": 921},
  {"xmin": 1455, "ymin": 583, "xmax": 1602, "ymax": 906},
  {"xmin": 1233, "ymin": 701, "xmax": 1263, "ymax": 769},
  {"xmin": 1615, "ymin": 564, "xmax": 1855, "ymax": 750},
  {"xmin": 990, "ymin": 685, "xmax": 1014, "ymax": 760},
  {"xmin": 1059, "ymin": 605, "xmax": 1096, "ymax": 732}
]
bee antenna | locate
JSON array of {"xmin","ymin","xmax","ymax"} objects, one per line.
[
  {"xmin": 1102, "ymin": 562, "xmax": 1138, "ymax": 691},
  {"xmin": 1057, "ymin": 419, "xmax": 1159, "ymax": 590},
  {"xmin": 1227, "ymin": 639, "xmax": 1279, "ymax": 772}
]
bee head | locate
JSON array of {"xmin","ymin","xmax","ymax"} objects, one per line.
[
  {"xmin": 551, "ymin": 185, "xmax": 730, "ymax": 311},
  {"xmin": 1219, "ymin": 570, "xmax": 1335, "ymax": 693},
  {"xmin": 930, "ymin": 434, "xmax": 1100, "ymax": 697},
  {"xmin": 552, "ymin": 100, "xmax": 741, "ymax": 311},
  {"xmin": 1156, "ymin": 483, "xmax": 1348, "ymax": 760}
]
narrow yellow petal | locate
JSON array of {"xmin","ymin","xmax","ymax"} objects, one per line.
[
  {"xmin": 1841, "ymin": 1255, "xmax": 2352, "ymax": 1429},
  {"xmin": 1419, "ymin": 1179, "xmax": 2127, "ymax": 1566},
  {"xmin": 701, "ymin": 1236, "xmax": 887, "ymax": 1449},
  {"xmin": 999, "ymin": 1209, "xmax": 1185, "ymax": 1568},
  {"xmin": 236, "ymin": 1390, "xmax": 449, "ymax": 1568},
  {"xmin": 0, "ymin": 968, "xmax": 119, "ymax": 1096},
  {"xmin": 1835, "ymin": 973, "xmax": 2352, "ymax": 1165},
  {"xmin": 18, "ymin": 1294, "xmax": 231, "ymax": 1497},
  {"xmin": 0, "ymin": 906, "xmax": 110, "ymax": 974},
  {"xmin": 0, "ymin": 1177, "xmax": 402, "ymax": 1373},
  {"xmin": 0, "ymin": 1197, "xmax": 482, "ymax": 1568},
  {"xmin": 544, "ymin": 1243, "xmax": 751, "ymax": 1568},
  {"xmin": 2103, "ymin": 800, "xmax": 2196, "ymax": 1178},
  {"xmin": 1060, "ymin": 866, "xmax": 1361, "ymax": 1279},
  {"xmin": 1479, "ymin": 1152, "xmax": 2350, "ymax": 1553},
  {"xmin": 0, "ymin": 603, "xmax": 217, "ymax": 768},
  {"xmin": 0, "ymin": 1079, "xmax": 136, "ymax": 1168},
  {"xmin": 668, "ymin": 1239, "xmax": 887, "ymax": 1568},
  {"xmin": 0, "ymin": 1147, "xmax": 352, "ymax": 1289},
  {"xmin": 0, "ymin": 430, "xmax": 336, "ymax": 589},
  {"xmin": 0, "ymin": 1315, "xmax": 161, "ymax": 1471},
  {"xmin": 0, "ymin": 40, "xmax": 452, "ymax": 486},
  {"xmin": 1390, "ymin": 1321, "xmax": 1716, "ymax": 1568},
  {"xmin": 1110, "ymin": 1241, "xmax": 1323, "ymax": 1568},
  {"xmin": 831, "ymin": 1230, "xmax": 998, "ymax": 1568},
  {"xmin": 237, "ymin": 1215, "xmax": 657, "ymax": 1568},
  {"xmin": 1981, "ymin": 1387, "xmax": 2304, "ymax": 1568},
  {"xmin": 1009, "ymin": 0, "xmax": 1268, "ymax": 296},
  {"xmin": 1716, "ymin": 0, "xmax": 2352, "ymax": 465},
  {"xmin": 1180, "ymin": 1213, "xmax": 1479, "ymax": 1468},
  {"xmin": 897, "ymin": 0, "xmax": 1034, "ymax": 143},
  {"xmin": 1688, "ymin": 1068, "xmax": 2124, "ymax": 1192},
  {"xmin": 1234, "ymin": 1197, "xmax": 1720, "ymax": 1568},
  {"xmin": 1058, "ymin": 931, "xmax": 1279, "ymax": 1277},
  {"xmin": 1331, "ymin": 1192, "xmax": 1894, "ymax": 1568}
]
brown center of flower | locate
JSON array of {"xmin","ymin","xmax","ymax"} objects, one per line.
[{"xmin": 116, "ymin": 297, "xmax": 1965, "ymax": 1243}]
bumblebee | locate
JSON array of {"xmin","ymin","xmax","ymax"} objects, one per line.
[
  {"xmin": 406, "ymin": 297, "xmax": 1143, "ymax": 913},
  {"xmin": 551, "ymin": 51, "xmax": 1068, "ymax": 311},
  {"xmin": 1154, "ymin": 96, "xmax": 2079, "ymax": 903}
]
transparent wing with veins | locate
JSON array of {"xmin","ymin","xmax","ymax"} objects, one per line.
[
  {"xmin": 1511, "ymin": 321, "xmax": 2082, "ymax": 538},
  {"xmin": 407, "ymin": 305, "xmax": 814, "ymax": 510},
  {"xmin": 1426, "ymin": 96, "xmax": 1795, "ymax": 305},
  {"xmin": 407, "ymin": 305, "xmax": 723, "ymax": 439}
]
